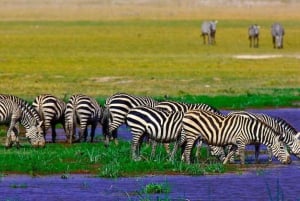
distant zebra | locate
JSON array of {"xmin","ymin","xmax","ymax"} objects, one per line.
[
  {"xmin": 0, "ymin": 99, "xmax": 45, "ymax": 148},
  {"xmin": 271, "ymin": 23, "xmax": 284, "ymax": 49},
  {"xmin": 182, "ymin": 110, "xmax": 291, "ymax": 165},
  {"xmin": 201, "ymin": 20, "xmax": 218, "ymax": 45},
  {"xmin": 229, "ymin": 111, "xmax": 300, "ymax": 161},
  {"xmin": 64, "ymin": 94, "xmax": 102, "ymax": 144},
  {"xmin": 32, "ymin": 94, "xmax": 66, "ymax": 143},
  {"xmin": 103, "ymin": 93, "xmax": 158, "ymax": 146},
  {"xmin": 126, "ymin": 106, "xmax": 184, "ymax": 161},
  {"xmin": 154, "ymin": 100, "xmax": 223, "ymax": 158},
  {"xmin": 248, "ymin": 24, "xmax": 260, "ymax": 48}
]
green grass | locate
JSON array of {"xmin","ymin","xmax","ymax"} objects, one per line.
[{"xmin": 0, "ymin": 140, "xmax": 228, "ymax": 177}]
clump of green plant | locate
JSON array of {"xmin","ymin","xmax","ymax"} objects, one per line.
[{"xmin": 142, "ymin": 182, "xmax": 170, "ymax": 194}]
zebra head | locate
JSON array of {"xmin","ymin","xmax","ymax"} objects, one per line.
[
  {"xmin": 26, "ymin": 121, "xmax": 45, "ymax": 148},
  {"xmin": 271, "ymin": 136, "xmax": 291, "ymax": 164}
]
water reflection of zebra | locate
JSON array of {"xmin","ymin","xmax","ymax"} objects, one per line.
[
  {"xmin": 182, "ymin": 109, "xmax": 292, "ymax": 165},
  {"xmin": 0, "ymin": 99, "xmax": 45, "ymax": 148},
  {"xmin": 229, "ymin": 111, "xmax": 300, "ymax": 161},
  {"xmin": 102, "ymin": 93, "xmax": 158, "ymax": 146},
  {"xmin": 126, "ymin": 106, "xmax": 184, "ymax": 161},
  {"xmin": 64, "ymin": 94, "xmax": 102, "ymax": 144},
  {"xmin": 32, "ymin": 94, "xmax": 66, "ymax": 143}
]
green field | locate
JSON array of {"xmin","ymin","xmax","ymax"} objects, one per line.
[{"xmin": 0, "ymin": 1, "xmax": 299, "ymax": 108}]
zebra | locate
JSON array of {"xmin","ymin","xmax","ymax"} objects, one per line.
[
  {"xmin": 181, "ymin": 109, "xmax": 291, "ymax": 165},
  {"xmin": 64, "ymin": 94, "xmax": 102, "ymax": 144},
  {"xmin": 102, "ymin": 92, "xmax": 158, "ymax": 146},
  {"xmin": 126, "ymin": 106, "xmax": 184, "ymax": 161},
  {"xmin": 248, "ymin": 24, "xmax": 260, "ymax": 48},
  {"xmin": 32, "ymin": 94, "xmax": 66, "ymax": 143},
  {"xmin": 154, "ymin": 100, "xmax": 223, "ymax": 158},
  {"xmin": 271, "ymin": 23, "xmax": 284, "ymax": 49},
  {"xmin": 0, "ymin": 99, "xmax": 45, "ymax": 148},
  {"xmin": 229, "ymin": 111, "xmax": 300, "ymax": 161},
  {"xmin": 201, "ymin": 20, "xmax": 218, "ymax": 45}
]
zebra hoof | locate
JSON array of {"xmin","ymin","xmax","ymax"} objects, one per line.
[{"xmin": 133, "ymin": 157, "xmax": 142, "ymax": 161}]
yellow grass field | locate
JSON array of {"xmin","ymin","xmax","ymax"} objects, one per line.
[{"xmin": 0, "ymin": 0, "xmax": 299, "ymax": 100}]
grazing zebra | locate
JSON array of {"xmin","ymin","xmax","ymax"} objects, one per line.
[
  {"xmin": 64, "ymin": 94, "xmax": 102, "ymax": 144},
  {"xmin": 201, "ymin": 20, "xmax": 218, "ymax": 45},
  {"xmin": 126, "ymin": 106, "xmax": 184, "ymax": 161},
  {"xmin": 154, "ymin": 100, "xmax": 223, "ymax": 158},
  {"xmin": 0, "ymin": 99, "xmax": 45, "ymax": 148},
  {"xmin": 248, "ymin": 24, "xmax": 260, "ymax": 48},
  {"xmin": 182, "ymin": 110, "xmax": 291, "ymax": 165},
  {"xmin": 271, "ymin": 23, "xmax": 284, "ymax": 49},
  {"xmin": 229, "ymin": 111, "xmax": 300, "ymax": 161},
  {"xmin": 32, "ymin": 94, "xmax": 66, "ymax": 143},
  {"xmin": 102, "ymin": 93, "xmax": 158, "ymax": 146}
]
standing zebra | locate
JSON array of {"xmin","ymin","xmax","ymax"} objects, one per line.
[
  {"xmin": 271, "ymin": 23, "xmax": 284, "ymax": 49},
  {"xmin": 229, "ymin": 111, "xmax": 300, "ymax": 161},
  {"xmin": 0, "ymin": 99, "xmax": 45, "ymax": 148},
  {"xmin": 64, "ymin": 94, "xmax": 102, "ymax": 144},
  {"xmin": 201, "ymin": 20, "xmax": 218, "ymax": 45},
  {"xmin": 32, "ymin": 94, "xmax": 66, "ymax": 143},
  {"xmin": 182, "ymin": 109, "xmax": 291, "ymax": 165},
  {"xmin": 126, "ymin": 106, "xmax": 184, "ymax": 161},
  {"xmin": 102, "ymin": 93, "xmax": 158, "ymax": 146},
  {"xmin": 248, "ymin": 24, "xmax": 260, "ymax": 48}
]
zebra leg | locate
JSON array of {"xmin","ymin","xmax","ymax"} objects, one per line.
[
  {"xmin": 150, "ymin": 140, "xmax": 157, "ymax": 159},
  {"xmin": 131, "ymin": 135, "xmax": 142, "ymax": 161},
  {"xmin": 195, "ymin": 139, "xmax": 203, "ymax": 158},
  {"xmin": 90, "ymin": 123, "xmax": 97, "ymax": 143},
  {"xmin": 267, "ymin": 146, "xmax": 273, "ymax": 163},
  {"xmin": 183, "ymin": 139, "xmax": 196, "ymax": 164},
  {"xmin": 238, "ymin": 144, "xmax": 247, "ymax": 165},
  {"xmin": 51, "ymin": 123, "xmax": 56, "ymax": 143},
  {"xmin": 223, "ymin": 145, "xmax": 237, "ymax": 164},
  {"xmin": 254, "ymin": 144, "xmax": 260, "ymax": 163}
]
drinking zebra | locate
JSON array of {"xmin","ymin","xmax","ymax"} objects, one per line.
[
  {"xmin": 0, "ymin": 99, "xmax": 45, "ymax": 148},
  {"xmin": 201, "ymin": 20, "xmax": 218, "ymax": 45},
  {"xmin": 102, "ymin": 92, "xmax": 158, "ymax": 146},
  {"xmin": 229, "ymin": 111, "xmax": 300, "ymax": 161},
  {"xmin": 126, "ymin": 106, "xmax": 184, "ymax": 161},
  {"xmin": 32, "ymin": 94, "xmax": 66, "ymax": 143},
  {"xmin": 182, "ymin": 109, "xmax": 291, "ymax": 165},
  {"xmin": 248, "ymin": 24, "xmax": 260, "ymax": 48},
  {"xmin": 64, "ymin": 94, "xmax": 102, "ymax": 144},
  {"xmin": 154, "ymin": 100, "xmax": 224, "ymax": 158}
]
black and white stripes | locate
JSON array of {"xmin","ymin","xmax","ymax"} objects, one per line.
[
  {"xmin": 126, "ymin": 106, "xmax": 184, "ymax": 161},
  {"xmin": 182, "ymin": 109, "xmax": 292, "ymax": 165},
  {"xmin": 64, "ymin": 94, "xmax": 102, "ymax": 143}
]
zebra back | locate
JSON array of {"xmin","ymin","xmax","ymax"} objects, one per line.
[
  {"xmin": 0, "ymin": 94, "xmax": 42, "ymax": 125},
  {"xmin": 155, "ymin": 100, "xmax": 221, "ymax": 115},
  {"xmin": 103, "ymin": 93, "xmax": 158, "ymax": 141}
]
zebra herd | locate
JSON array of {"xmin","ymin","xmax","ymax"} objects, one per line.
[
  {"xmin": 201, "ymin": 21, "xmax": 285, "ymax": 49},
  {"xmin": 0, "ymin": 92, "xmax": 299, "ymax": 165}
]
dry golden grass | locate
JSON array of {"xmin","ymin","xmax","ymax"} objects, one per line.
[{"xmin": 0, "ymin": 0, "xmax": 300, "ymax": 21}]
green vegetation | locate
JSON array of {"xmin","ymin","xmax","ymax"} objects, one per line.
[{"xmin": 0, "ymin": 140, "xmax": 228, "ymax": 177}]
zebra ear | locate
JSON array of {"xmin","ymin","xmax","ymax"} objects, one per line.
[
  {"xmin": 38, "ymin": 121, "xmax": 43, "ymax": 128},
  {"xmin": 279, "ymin": 135, "xmax": 284, "ymax": 141}
]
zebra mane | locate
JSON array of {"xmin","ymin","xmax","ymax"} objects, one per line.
[{"xmin": 272, "ymin": 116, "xmax": 298, "ymax": 135}]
